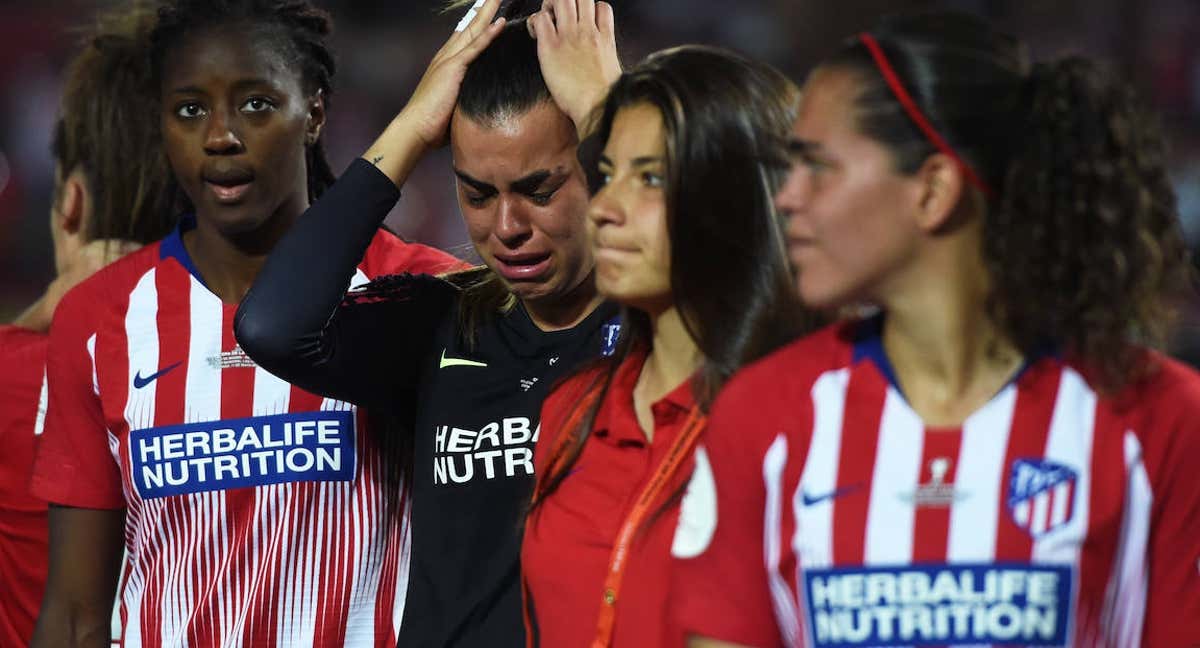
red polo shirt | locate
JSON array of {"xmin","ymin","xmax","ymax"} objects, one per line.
[
  {"xmin": 522, "ymin": 349, "xmax": 698, "ymax": 648},
  {"xmin": 0, "ymin": 325, "xmax": 49, "ymax": 647}
]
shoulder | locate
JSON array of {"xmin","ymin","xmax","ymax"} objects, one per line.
[
  {"xmin": 0, "ymin": 325, "xmax": 47, "ymax": 390},
  {"xmin": 361, "ymin": 228, "xmax": 466, "ymax": 277},
  {"xmin": 716, "ymin": 321, "xmax": 854, "ymax": 414},
  {"xmin": 54, "ymin": 243, "xmax": 164, "ymax": 330}
]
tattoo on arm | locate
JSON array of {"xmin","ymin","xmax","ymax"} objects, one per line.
[{"xmin": 371, "ymin": 156, "xmax": 384, "ymax": 166}]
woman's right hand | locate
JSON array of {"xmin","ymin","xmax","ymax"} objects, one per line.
[{"xmin": 363, "ymin": 0, "xmax": 506, "ymax": 186}]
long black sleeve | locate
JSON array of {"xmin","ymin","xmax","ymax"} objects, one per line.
[{"xmin": 234, "ymin": 158, "xmax": 454, "ymax": 409}]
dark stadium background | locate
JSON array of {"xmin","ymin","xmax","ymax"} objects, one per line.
[{"xmin": 1, "ymin": 0, "xmax": 1197, "ymax": 364}]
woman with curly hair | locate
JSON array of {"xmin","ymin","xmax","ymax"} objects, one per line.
[{"xmin": 672, "ymin": 11, "xmax": 1199, "ymax": 648}]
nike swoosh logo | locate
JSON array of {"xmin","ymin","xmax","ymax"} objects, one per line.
[
  {"xmin": 801, "ymin": 483, "xmax": 862, "ymax": 507},
  {"xmin": 133, "ymin": 362, "xmax": 182, "ymax": 389},
  {"xmin": 439, "ymin": 349, "xmax": 488, "ymax": 369}
]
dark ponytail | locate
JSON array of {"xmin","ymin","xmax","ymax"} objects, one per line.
[{"xmin": 828, "ymin": 11, "xmax": 1191, "ymax": 390}]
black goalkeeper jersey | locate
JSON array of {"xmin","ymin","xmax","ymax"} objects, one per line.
[{"xmin": 236, "ymin": 159, "xmax": 619, "ymax": 647}]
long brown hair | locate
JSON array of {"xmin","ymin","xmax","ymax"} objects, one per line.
[
  {"xmin": 52, "ymin": 2, "xmax": 176, "ymax": 244},
  {"xmin": 824, "ymin": 11, "xmax": 1192, "ymax": 391},
  {"xmin": 532, "ymin": 46, "xmax": 819, "ymax": 509}
]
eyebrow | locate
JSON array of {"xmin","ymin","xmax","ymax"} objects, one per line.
[
  {"xmin": 596, "ymin": 155, "xmax": 664, "ymax": 168},
  {"xmin": 452, "ymin": 167, "xmax": 565, "ymax": 194},
  {"xmin": 787, "ymin": 138, "xmax": 822, "ymax": 155},
  {"xmin": 167, "ymin": 79, "xmax": 278, "ymax": 96}
]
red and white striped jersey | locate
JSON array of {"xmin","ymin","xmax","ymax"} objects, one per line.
[
  {"xmin": 671, "ymin": 319, "xmax": 1200, "ymax": 648},
  {"xmin": 31, "ymin": 220, "xmax": 462, "ymax": 648}
]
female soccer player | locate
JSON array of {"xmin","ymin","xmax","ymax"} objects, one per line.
[
  {"xmin": 673, "ymin": 11, "xmax": 1200, "ymax": 648},
  {"xmin": 520, "ymin": 46, "xmax": 811, "ymax": 648},
  {"xmin": 235, "ymin": 1, "xmax": 622, "ymax": 645},
  {"xmin": 0, "ymin": 6, "xmax": 175, "ymax": 645},
  {"xmin": 30, "ymin": 2, "xmax": 459, "ymax": 646}
]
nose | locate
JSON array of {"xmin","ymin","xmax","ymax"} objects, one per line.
[
  {"xmin": 588, "ymin": 184, "xmax": 625, "ymax": 229},
  {"xmin": 493, "ymin": 195, "xmax": 532, "ymax": 247},
  {"xmin": 774, "ymin": 164, "xmax": 812, "ymax": 217},
  {"xmin": 203, "ymin": 107, "xmax": 244, "ymax": 155}
]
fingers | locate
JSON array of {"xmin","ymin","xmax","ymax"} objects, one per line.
[
  {"xmin": 576, "ymin": 0, "xmax": 595, "ymax": 28},
  {"xmin": 457, "ymin": 14, "xmax": 507, "ymax": 63},
  {"xmin": 461, "ymin": 0, "xmax": 504, "ymax": 43},
  {"xmin": 527, "ymin": 10, "xmax": 555, "ymax": 43},
  {"xmin": 596, "ymin": 1, "xmax": 614, "ymax": 36},
  {"xmin": 550, "ymin": 0, "xmax": 578, "ymax": 30}
]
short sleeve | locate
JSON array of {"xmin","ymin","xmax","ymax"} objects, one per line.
[
  {"xmin": 670, "ymin": 372, "xmax": 791, "ymax": 648},
  {"xmin": 1138, "ymin": 362, "xmax": 1200, "ymax": 645},
  {"xmin": 30, "ymin": 287, "xmax": 125, "ymax": 509}
]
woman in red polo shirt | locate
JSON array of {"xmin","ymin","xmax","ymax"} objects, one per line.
[{"xmin": 520, "ymin": 44, "xmax": 815, "ymax": 647}]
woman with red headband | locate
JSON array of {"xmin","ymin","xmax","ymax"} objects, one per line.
[{"xmin": 673, "ymin": 11, "xmax": 1199, "ymax": 648}]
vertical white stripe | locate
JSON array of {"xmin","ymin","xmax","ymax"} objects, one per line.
[
  {"xmin": 393, "ymin": 495, "xmax": 413, "ymax": 639},
  {"xmin": 1013, "ymin": 500, "xmax": 1030, "ymax": 527},
  {"xmin": 947, "ymin": 384, "xmax": 1017, "ymax": 561},
  {"xmin": 185, "ymin": 280, "xmax": 223, "ymax": 423},
  {"xmin": 793, "ymin": 368, "xmax": 849, "ymax": 569},
  {"xmin": 87, "ymin": 332, "xmax": 101, "ymax": 396},
  {"xmin": 123, "ymin": 269, "xmax": 159, "ymax": 432},
  {"xmin": 253, "ymin": 366, "xmax": 292, "ymax": 416},
  {"xmin": 863, "ymin": 389, "xmax": 923, "ymax": 564},
  {"xmin": 762, "ymin": 434, "xmax": 800, "ymax": 648},
  {"xmin": 1105, "ymin": 431, "xmax": 1151, "ymax": 645},
  {"xmin": 1032, "ymin": 367, "xmax": 1095, "ymax": 562},
  {"xmin": 34, "ymin": 369, "xmax": 48, "ymax": 436}
]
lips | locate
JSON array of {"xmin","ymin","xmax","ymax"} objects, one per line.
[
  {"xmin": 202, "ymin": 165, "xmax": 256, "ymax": 205},
  {"xmin": 493, "ymin": 251, "xmax": 552, "ymax": 281}
]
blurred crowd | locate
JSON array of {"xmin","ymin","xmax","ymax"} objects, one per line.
[{"xmin": 2, "ymin": 0, "xmax": 1199, "ymax": 360}]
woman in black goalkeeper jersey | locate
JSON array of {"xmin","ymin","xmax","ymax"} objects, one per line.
[{"xmin": 235, "ymin": 1, "xmax": 622, "ymax": 645}]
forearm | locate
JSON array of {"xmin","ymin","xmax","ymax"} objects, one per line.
[
  {"xmin": 362, "ymin": 112, "xmax": 434, "ymax": 189},
  {"xmin": 235, "ymin": 159, "xmax": 399, "ymax": 377},
  {"xmin": 30, "ymin": 601, "xmax": 114, "ymax": 648}
]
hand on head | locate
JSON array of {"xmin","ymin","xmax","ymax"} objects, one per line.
[
  {"xmin": 527, "ymin": 0, "xmax": 621, "ymax": 135},
  {"xmin": 398, "ymin": 0, "xmax": 508, "ymax": 151}
]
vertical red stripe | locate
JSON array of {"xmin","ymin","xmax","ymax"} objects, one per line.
[
  {"xmin": 994, "ymin": 361, "xmax": 1062, "ymax": 561},
  {"xmin": 153, "ymin": 268, "xmax": 189, "ymax": 427},
  {"xmin": 1075, "ymin": 398, "xmax": 1125, "ymax": 641},
  {"xmin": 910, "ymin": 427, "xmax": 963, "ymax": 562},
  {"xmin": 831, "ymin": 365, "xmax": 888, "ymax": 565}
]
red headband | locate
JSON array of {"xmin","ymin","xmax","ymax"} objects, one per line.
[{"xmin": 858, "ymin": 33, "xmax": 993, "ymax": 197}]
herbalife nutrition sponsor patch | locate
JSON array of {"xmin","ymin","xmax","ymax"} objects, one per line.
[
  {"xmin": 129, "ymin": 411, "xmax": 356, "ymax": 498},
  {"xmin": 803, "ymin": 563, "xmax": 1072, "ymax": 647}
]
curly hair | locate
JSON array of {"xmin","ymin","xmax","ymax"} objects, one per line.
[
  {"xmin": 149, "ymin": 0, "xmax": 338, "ymax": 205},
  {"xmin": 825, "ymin": 11, "xmax": 1191, "ymax": 391},
  {"xmin": 52, "ymin": 1, "xmax": 176, "ymax": 244}
]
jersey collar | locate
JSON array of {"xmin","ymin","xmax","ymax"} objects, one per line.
[{"xmin": 159, "ymin": 213, "xmax": 207, "ymax": 287}]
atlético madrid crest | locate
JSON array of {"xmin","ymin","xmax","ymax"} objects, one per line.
[{"xmin": 1007, "ymin": 459, "xmax": 1078, "ymax": 539}]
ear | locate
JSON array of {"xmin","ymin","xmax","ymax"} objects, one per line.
[
  {"xmin": 913, "ymin": 153, "xmax": 965, "ymax": 233},
  {"xmin": 54, "ymin": 170, "xmax": 90, "ymax": 237},
  {"xmin": 305, "ymin": 88, "xmax": 326, "ymax": 146}
]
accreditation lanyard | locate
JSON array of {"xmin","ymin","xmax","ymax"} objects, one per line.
[{"xmin": 590, "ymin": 406, "xmax": 707, "ymax": 648}]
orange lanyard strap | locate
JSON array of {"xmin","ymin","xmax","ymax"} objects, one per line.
[{"xmin": 591, "ymin": 407, "xmax": 707, "ymax": 648}]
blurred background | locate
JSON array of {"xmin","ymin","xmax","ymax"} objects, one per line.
[{"xmin": 1, "ymin": 0, "xmax": 1198, "ymax": 362}]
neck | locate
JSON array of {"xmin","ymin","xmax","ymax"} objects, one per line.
[
  {"xmin": 636, "ymin": 305, "xmax": 702, "ymax": 414},
  {"xmin": 879, "ymin": 226, "xmax": 1022, "ymax": 426},
  {"xmin": 184, "ymin": 206, "xmax": 301, "ymax": 304},
  {"xmin": 523, "ymin": 271, "xmax": 604, "ymax": 331}
]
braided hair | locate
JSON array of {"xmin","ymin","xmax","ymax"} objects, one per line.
[{"xmin": 150, "ymin": 0, "xmax": 338, "ymax": 204}]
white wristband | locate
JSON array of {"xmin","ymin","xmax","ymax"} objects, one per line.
[{"xmin": 455, "ymin": 0, "xmax": 488, "ymax": 32}]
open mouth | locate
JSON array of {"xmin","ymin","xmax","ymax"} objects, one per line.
[
  {"xmin": 493, "ymin": 252, "xmax": 552, "ymax": 281},
  {"xmin": 202, "ymin": 168, "xmax": 256, "ymax": 204}
]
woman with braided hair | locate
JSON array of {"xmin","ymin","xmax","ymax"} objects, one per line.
[
  {"xmin": 672, "ymin": 10, "xmax": 1200, "ymax": 648},
  {"xmin": 31, "ymin": 2, "xmax": 460, "ymax": 646}
]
